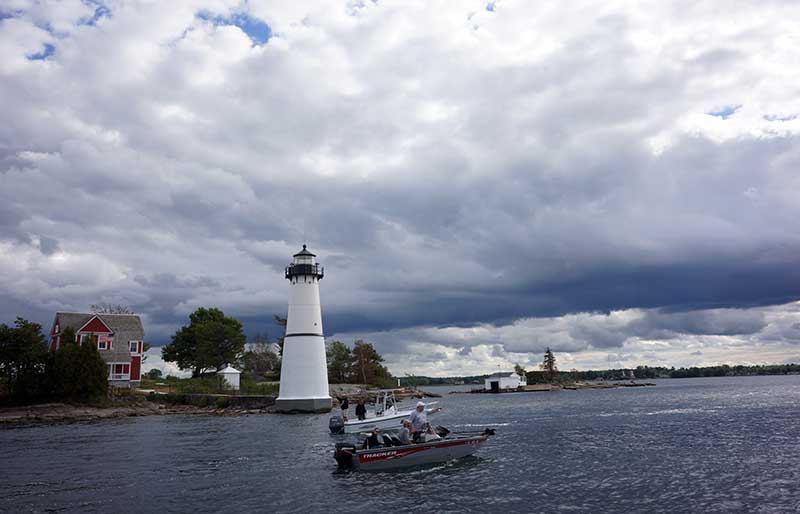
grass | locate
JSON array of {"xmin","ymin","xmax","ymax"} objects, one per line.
[{"xmin": 139, "ymin": 376, "xmax": 279, "ymax": 396}]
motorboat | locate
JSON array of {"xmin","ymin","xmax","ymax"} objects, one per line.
[
  {"xmin": 329, "ymin": 390, "xmax": 438, "ymax": 434},
  {"xmin": 333, "ymin": 426, "xmax": 495, "ymax": 471}
]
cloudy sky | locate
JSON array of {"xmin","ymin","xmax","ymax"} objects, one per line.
[{"xmin": 2, "ymin": 0, "xmax": 800, "ymax": 377}]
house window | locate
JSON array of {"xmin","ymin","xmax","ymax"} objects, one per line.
[
  {"xmin": 129, "ymin": 341, "xmax": 139, "ymax": 353},
  {"xmin": 79, "ymin": 333, "xmax": 92, "ymax": 345},
  {"xmin": 98, "ymin": 340, "xmax": 107, "ymax": 350},
  {"xmin": 111, "ymin": 364, "xmax": 131, "ymax": 380}
]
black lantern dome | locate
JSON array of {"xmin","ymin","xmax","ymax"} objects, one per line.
[{"xmin": 285, "ymin": 245, "xmax": 324, "ymax": 280}]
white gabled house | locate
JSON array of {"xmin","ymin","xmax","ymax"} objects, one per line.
[{"xmin": 484, "ymin": 371, "xmax": 527, "ymax": 392}]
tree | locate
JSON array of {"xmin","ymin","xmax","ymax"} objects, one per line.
[
  {"xmin": 146, "ymin": 368, "xmax": 163, "ymax": 379},
  {"xmin": 90, "ymin": 303, "xmax": 133, "ymax": 314},
  {"xmin": 326, "ymin": 340, "xmax": 352, "ymax": 383},
  {"xmin": 540, "ymin": 347, "xmax": 557, "ymax": 381},
  {"xmin": 162, "ymin": 307, "xmax": 246, "ymax": 377},
  {"xmin": 351, "ymin": 340, "xmax": 392, "ymax": 387},
  {"xmin": 0, "ymin": 318, "xmax": 50, "ymax": 400},
  {"xmin": 51, "ymin": 332, "xmax": 108, "ymax": 400},
  {"xmin": 242, "ymin": 332, "xmax": 279, "ymax": 379},
  {"xmin": 514, "ymin": 363, "xmax": 527, "ymax": 378}
]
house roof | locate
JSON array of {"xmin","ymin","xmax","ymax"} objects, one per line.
[
  {"xmin": 219, "ymin": 365, "xmax": 241, "ymax": 374},
  {"xmin": 54, "ymin": 312, "xmax": 144, "ymax": 336},
  {"xmin": 486, "ymin": 372, "xmax": 518, "ymax": 379}
]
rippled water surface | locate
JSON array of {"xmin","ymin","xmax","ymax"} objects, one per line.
[{"xmin": 2, "ymin": 376, "xmax": 800, "ymax": 513}]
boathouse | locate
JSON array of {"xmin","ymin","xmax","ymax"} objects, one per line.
[
  {"xmin": 484, "ymin": 372, "xmax": 527, "ymax": 392},
  {"xmin": 49, "ymin": 312, "xmax": 145, "ymax": 387}
]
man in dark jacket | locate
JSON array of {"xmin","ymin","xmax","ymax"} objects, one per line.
[{"xmin": 355, "ymin": 399, "xmax": 367, "ymax": 420}]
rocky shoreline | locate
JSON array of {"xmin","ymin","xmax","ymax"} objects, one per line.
[{"xmin": 0, "ymin": 401, "xmax": 274, "ymax": 427}]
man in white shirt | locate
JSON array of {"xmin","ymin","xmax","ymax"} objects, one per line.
[{"xmin": 408, "ymin": 401, "xmax": 442, "ymax": 441}]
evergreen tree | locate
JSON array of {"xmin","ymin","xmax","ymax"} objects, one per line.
[
  {"xmin": 350, "ymin": 340, "xmax": 392, "ymax": 387},
  {"xmin": 51, "ymin": 331, "xmax": 107, "ymax": 400},
  {"xmin": 0, "ymin": 317, "xmax": 50, "ymax": 401},
  {"xmin": 540, "ymin": 347, "xmax": 557, "ymax": 381}
]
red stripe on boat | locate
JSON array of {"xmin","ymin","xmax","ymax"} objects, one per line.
[{"xmin": 358, "ymin": 439, "xmax": 481, "ymax": 463}]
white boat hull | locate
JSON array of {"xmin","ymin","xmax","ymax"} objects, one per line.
[{"xmin": 342, "ymin": 410, "xmax": 414, "ymax": 433}]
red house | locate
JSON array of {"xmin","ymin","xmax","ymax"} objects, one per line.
[{"xmin": 50, "ymin": 312, "xmax": 145, "ymax": 387}]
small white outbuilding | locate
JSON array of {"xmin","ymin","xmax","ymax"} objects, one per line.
[
  {"xmin": 219, "ymin": 365, "xmax": 241, "ymax": 391},
  {"xmin": 484, "ymin": 372, "xmax": 527, "ymax": 392}
]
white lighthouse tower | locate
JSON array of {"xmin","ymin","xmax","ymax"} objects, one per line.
[{"xmin": 275, "ymin": 245, "xmax": 332, "ymax": 413}]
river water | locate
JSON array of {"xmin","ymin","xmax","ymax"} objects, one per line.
[{"xmin": 2, "ymin": 375, "xmax": 799, "ymax": 514}]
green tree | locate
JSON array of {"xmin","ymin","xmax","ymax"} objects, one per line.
[
  {"xmin": 514, "ymin": 363, "xmax": 527, "ymax": 378},
  {"xmin": 0, "ymin": 317, "xmax": 50, "ymax": 400},
  {"xmin": 540, "ymin": 347, "xmax": 557, "ymax": 381},
  {"xmin": 162, "ymin": 307, "xmax": 246, "ymax": 377},
  {"xmin": 146, "ymin": 368, "xmax": 163, "ymax": 379},
  {"xmin": 326, "ymin": 340, "xmax": 352, "ymax": 383},
  {"xmin": 351, "ymin": 340, "xmax": 392, "ymax": 387},
  {"xmin": 51, "ymin": 332, "xmax": 108, "ymax": 400}
]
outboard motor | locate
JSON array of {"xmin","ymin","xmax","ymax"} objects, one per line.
[
  {"xmin": 483, "ymin": 428, "xmax": 496, "ymax": 436},
  {"xmin": 435, "ymin": 425, "xmax": 450, "ymax": 438},
  {"xmin": 334, "ymin": 443, "xmax": 357, "ymax": 468},
  {"xmin": 329, "ymin": 415, "xmax": 345, "ymax": 434}
]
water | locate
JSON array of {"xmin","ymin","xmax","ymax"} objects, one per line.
[{"xmin": 2, "ymin": 376, "xmax": 800, "ymax": 514}]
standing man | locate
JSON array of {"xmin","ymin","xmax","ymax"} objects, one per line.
[
  {"xmin": 340, "ymin": 396, "xmax": 349, "ymax": 421},
  {"xmin": 408, "ymin": 401, "xmax": 442, "ymax": 441},
  {"xmin": 355, "ymin": 398, "xmax": 367, "ymax": 421}
]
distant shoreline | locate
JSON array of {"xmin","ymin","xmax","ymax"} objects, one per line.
[{"xmin": 450, "ymin": 381, "xmax": 657, "ymax": 394}]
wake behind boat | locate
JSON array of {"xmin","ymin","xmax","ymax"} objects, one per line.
[
  {"xmin": 329, "ymin": 390, "xmax": 438, "ymax": 434},
  {"xmin": 334, "ymin": 426, "xmax": 495, "ymax": 471}
]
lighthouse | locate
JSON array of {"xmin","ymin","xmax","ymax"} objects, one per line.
[{"xmin": 275, "ymin": 245, "xmax": 332, "ymax": 413}]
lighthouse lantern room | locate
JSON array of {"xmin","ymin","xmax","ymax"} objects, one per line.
[{"xmin": 275, "ymin": 245, "xmax": 333, "ymax": 413}]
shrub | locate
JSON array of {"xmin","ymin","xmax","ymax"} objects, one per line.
[
  {"xmin": 177, "ymin": 375, "xmax": 231, "ymax": 394},
  {"xmin": 239, "ymin": 376, "xmax": 279, "ymax": 395},
  {"xmin": 51, "ymin": 337, "xmax": 108, "ymax": 401},
  {"xmin": 191, "ymin": 395, "xmax": 209, "ymax": 407}
]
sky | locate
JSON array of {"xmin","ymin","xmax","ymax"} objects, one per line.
[{"xmin": 1, "ymin": 0, "xmax": 800, "ymax": 377}]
